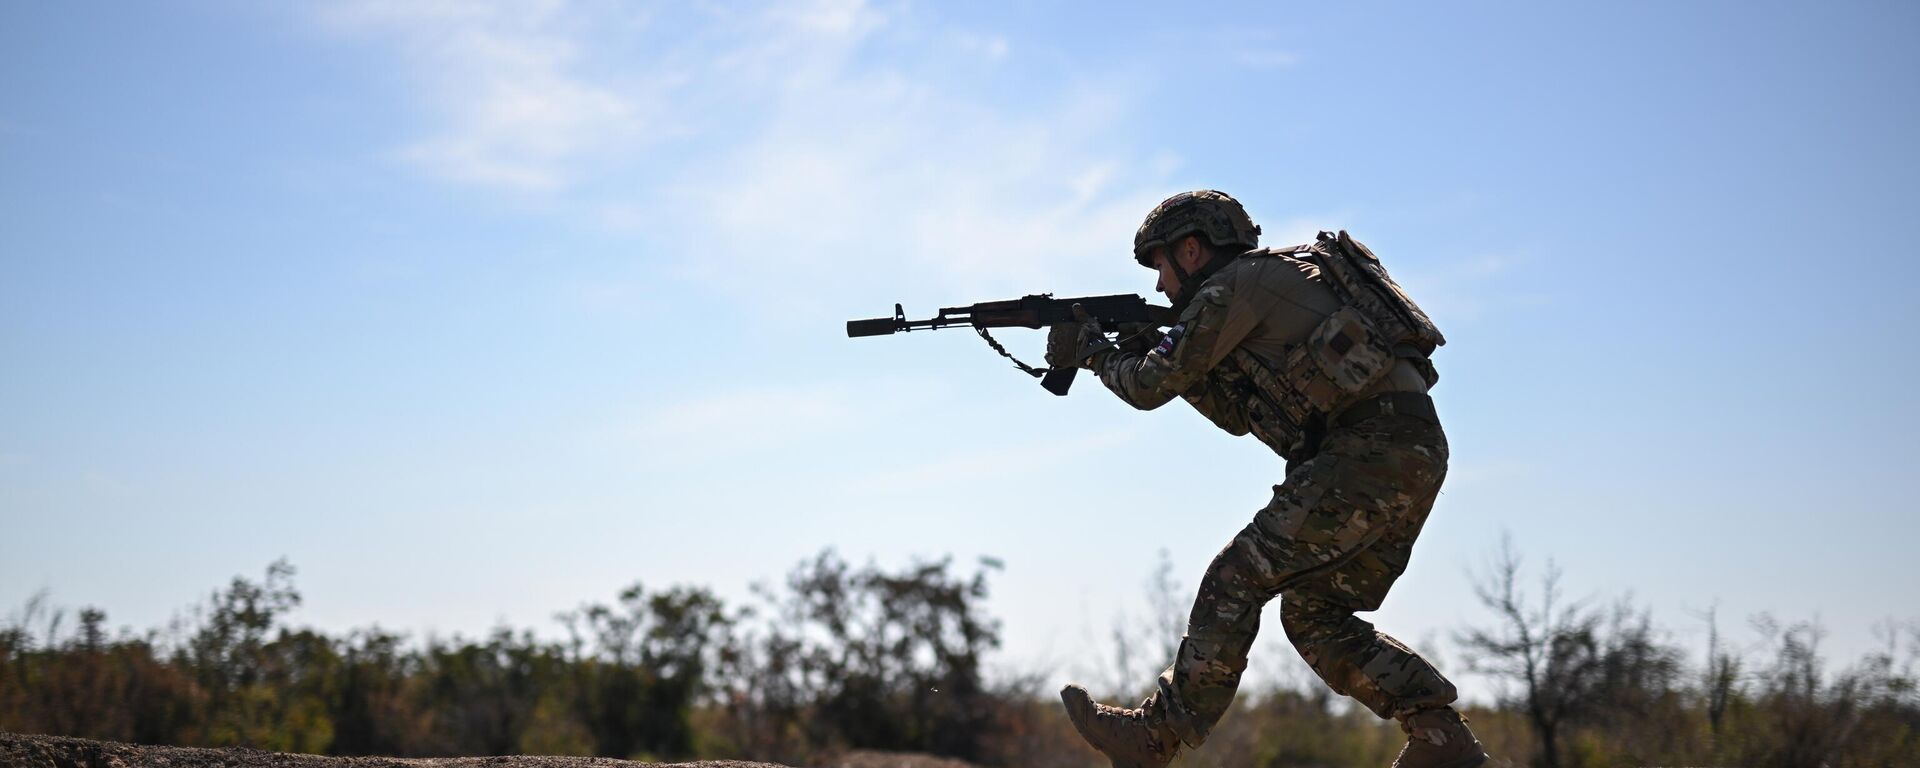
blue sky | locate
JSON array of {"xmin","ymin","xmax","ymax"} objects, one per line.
[{"xmin": 4, "ymin": 0, "xmax": 1917, "ymax": 702}]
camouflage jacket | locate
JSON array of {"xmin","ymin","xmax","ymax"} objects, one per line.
[{"xmin": 1092, "ymin": 251, "xmax": 1431, "ymax": 460}]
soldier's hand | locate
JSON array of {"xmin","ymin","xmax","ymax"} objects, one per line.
[
  {"xmin": 1046, "ymin": 304, "xmax": 1104, "ymax": 369},
  {"xmin": 1112, "ymin": 321, "xmax": 1158, "ymax": 355},
  {"xmin": 1045, "ymin": 321, "xmax": 1086, "ymax": 368}
]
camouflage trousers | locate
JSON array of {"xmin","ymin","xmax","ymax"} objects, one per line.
[{"xmin": 1153, "ymin": 410, "xmax": 1459, "ymax": 747}]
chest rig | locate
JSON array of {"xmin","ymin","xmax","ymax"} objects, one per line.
[{"xmin": 1214, "ymin": 231, "xmax": 1444, "ymax": 461}]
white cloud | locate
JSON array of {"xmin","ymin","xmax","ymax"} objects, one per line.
[
  {"xmin": 625, "ymin": 62, "xmax": 1181, "ymax": 305},
  {"xmin": 777, "ymin": 0, "xmax": 886, "ymax": 39},
  {"xmin": 319, "ymin": 0, "xmax": 661, "ymax": 191},
  {"xmin": 319, "ymin": 0, "xmax": 1187, "ymax": 304}
]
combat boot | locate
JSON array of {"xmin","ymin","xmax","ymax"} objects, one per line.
[
  {"xmin": 1392, "ymin": 706, "xmax": 1489, "ymax": 768},
  {"xmin": 1059, "ymin": 684, "xmax": 1180, "ymax": 768}
]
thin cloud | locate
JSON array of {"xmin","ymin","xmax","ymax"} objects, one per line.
[
  {"xmin": 853, "ymin": 428, "xmax": 1138, "ymax": 496},
  {"xmin": 619, "ymin": 382, "xmax": 913, "ymax": 463},
  {"xmin": 627, "ymin": 387, "xmax": 852, "ymax": 454},
  {"xmin": 626, "ymin": 73, "xmax": 1181, "ymax": 305},
  {"xmin": 317, "ymin": 0, "xmax": 661, "ymax": 191},
  {"xmin": 319, "ymin": 0, "xmax": 1189, "ymax": 305},
  {"xmin": 953, "ymin": 32, "xmax": 1011, "ymax": 60},
  {"xmin": 1231, "ymin": 49, "xmax": 1301, "ymax": 70},
  {"xmin": 1393, "ymin": 249, "xmax": 1545, "ymax": 325}
]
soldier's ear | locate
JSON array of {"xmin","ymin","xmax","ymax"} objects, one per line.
[{"xmin": 1179, "ymin": 235, "xmax": 1206, "ymax": 269}]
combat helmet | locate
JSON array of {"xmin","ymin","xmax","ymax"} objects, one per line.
[{"xmin": 1133, "ymin": 190, "xmax": 1261, "ymax": 268}]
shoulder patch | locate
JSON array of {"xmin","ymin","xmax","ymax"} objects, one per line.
[{"xmin": 1152, "ymin": 323, "xmax": 1186, "ymax": 357}]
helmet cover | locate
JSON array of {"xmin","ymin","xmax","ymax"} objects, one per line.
[{"xmin": 1132, "ymin": 190, "xmax": 1261, "ymax": 267}]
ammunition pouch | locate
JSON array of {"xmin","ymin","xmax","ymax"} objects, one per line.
[{"xmin": 1224, "ymin": 232, "xmax": 1444, "ymax": 463}]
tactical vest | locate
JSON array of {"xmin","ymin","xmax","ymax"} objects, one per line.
[{"xmin": 1219, "ymin": 231, "xmax": 1444, "ymax": 461}]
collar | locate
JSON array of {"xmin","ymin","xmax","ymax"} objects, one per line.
[{"xmin": 1169, "ymin": 251, "xmax": 1244, "ymax": 313}]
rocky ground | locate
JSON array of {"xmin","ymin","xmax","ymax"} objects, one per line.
[{"xmin": 0, "ymin": 733, "xmax": 982, "ymax": 768}]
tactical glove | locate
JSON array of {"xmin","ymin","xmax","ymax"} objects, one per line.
[
  {"xmin": 1112, "ymin": 322, "xmax": 1159, "ymax": 355},
  {"xmin": 1045, "ymin": 304, "xmax": 1107, "ymax": 370}
]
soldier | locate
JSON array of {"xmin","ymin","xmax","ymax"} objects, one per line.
[{"xmin": 1044, "ymin": 191, "xmax": 1487, "ymax": 768}]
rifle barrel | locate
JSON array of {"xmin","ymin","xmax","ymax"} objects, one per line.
[
  {"xmin": 846, "ymin": 318, "xmax": 899, "ymax": 337},
  {"xmin": 846, "ymin": 294, "xmax": 1172, "ymax": 338}
]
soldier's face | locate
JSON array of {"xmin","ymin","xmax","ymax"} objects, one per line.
[
  {"xmin": 1150, "ymin": 239, "xmax": 1202, "ymax": 299},
  {"xmin": 1151, "ymin": 249, "xmax": 1181, "ymax": 299}
]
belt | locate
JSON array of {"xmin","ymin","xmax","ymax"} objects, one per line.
[{"xmin": 1330, "ymin": 391, "xmax": 1438, "ymax": 429}]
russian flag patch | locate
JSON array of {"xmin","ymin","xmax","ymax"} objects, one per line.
[{"xmin": 1153, "ymin": 323, "xmax": 1186, "ymax": 357}]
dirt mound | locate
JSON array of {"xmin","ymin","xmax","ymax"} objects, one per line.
[
  {"xmin": 818, "ymin": 753, "xmax": 978, "ymax": 768},
  {"xmin": 0, "ymin": 733, "xmax": 989, "ymax": 768},
  {"xmin": 0, "ymin": 733, "xmax": 791, "ymax": 768}
]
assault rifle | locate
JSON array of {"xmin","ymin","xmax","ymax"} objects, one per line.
[{"xmin": 847, "ymin": 293, "xmax": 1176, "ymax": 395}]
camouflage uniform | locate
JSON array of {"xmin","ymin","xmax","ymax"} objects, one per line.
[{"xmin": 1089, "ymin": 248, "xmax": 1459, "ymax": 746}]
